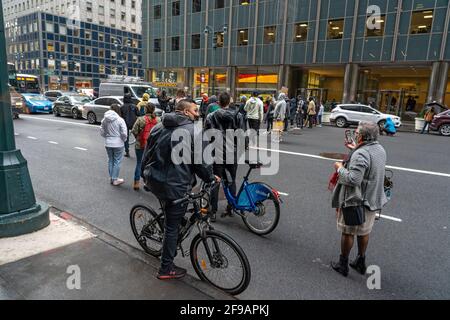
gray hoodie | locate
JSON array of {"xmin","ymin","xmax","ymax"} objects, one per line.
[
  {"xmin": 244, "ymin": 97, "xmax": 264, "ymax": 121},
  {"xmin": 100, "ymin": 110, "xmax": 128, "ymax": 148}
]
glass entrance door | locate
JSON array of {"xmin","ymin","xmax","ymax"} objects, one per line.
[
  {"xmin": 377, "ymin": 90, "xmax": 405, "ymax": 116},
  {"xmin": 297, "ymin": 88, "xmax": 329, "ymax": 103}
]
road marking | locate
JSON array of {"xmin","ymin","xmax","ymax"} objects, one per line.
[
  {"xmin": 14, "ymin": 133, "xmax": 19, "ymax": 136},
  {"xmin": 19, "ymin": 115, "xmax": 97, "ymax": 129},
  {"xmin": 74, "ymin": 147, "xmax": 88, "ymax": 151},
  {"xmin": 27, "ymin": 136, "xmax": 38, "ymax": 140},
  {"xmin": 380, "ymin": 215, "xmax": 402, "ymax": 222},
  {"xmin": 252, "ymin": 147, "xmax": 450, "ymax": 178},
  {"xmin": 48, "ymin": 141, "xmax": 59, "ymax": 145},
  {"xmin": 278, "ymin": 192, "xmax": 289, "ymax": 196}
]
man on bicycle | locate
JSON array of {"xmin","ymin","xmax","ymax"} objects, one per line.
[
  {"xmin": 141, "ymin": 99, "xmax": 220, "ymax": 280},
  {"xmin": 205, "ymin": 92, "xmax": 246, "ymax": 222}
]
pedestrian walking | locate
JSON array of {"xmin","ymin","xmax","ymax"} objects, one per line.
[
  {"xmin": 289, "ymin": 96, "xmax": 298, "ymax": 127},
  {"xmin": 100, "ymin": 104, "xmax": 128, "ymax": 186},
  {"xmin": 120, "ymin": 93, "xmax": 139, "ymax": 157},
  {"xmin": 137, "ymin": 93, "xmax": 150, "ymax": 116},
  {"xmin": 206, "ymin": 95, "xmax": 220, "ymax": 115},
  {"xmin": 244, "ymin": 91, "xmax": 264, "ymax": 145},
  {"xmin": 331, "ymin": 121, "xmax": 388, "ymax": 277},
  {"xmin": 158, "ymin": 90, "xmax": 170, "ymax": 113},
  {"xmin": 273, "ymin": 93, "xmax": 288, "ymax": 142},
  {"xmin": 318, "ymin": 101, "xmax": 325, "ymax": 127},
  {"xmin": 307, "ymin": 97, "xmax": 317, "ymax": 129},
  {"xmin": 264, "ymin": 97, "xmax": 275, "ymax": 133},
  {"xmin": 199, "ymin": 93, "xmax": 209, "ymax": 120},
  {"xmin": 131, "ymin": 103, "xmax": 160, "ymax": 191},
  {"xmin": 420, "ymin": 107, "xmax": 436, "ymax": 134}
]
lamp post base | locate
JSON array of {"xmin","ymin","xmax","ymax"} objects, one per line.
[{"xmin": 0, "ymin": 202, "xmax": 50, "ymax": 238}]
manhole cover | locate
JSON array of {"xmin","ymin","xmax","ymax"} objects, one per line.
[{"xmin": 319, "ymin": 153, "xmax": 347, "ymax": 160}]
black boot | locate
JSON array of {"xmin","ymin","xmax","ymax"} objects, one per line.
[
  {"xmin": 331, "ymin": 255, "xmax": 349, "ymax": 277},
  {"xmin": 350, "ymin": 255, "xmax": 367, "ymax": 275}
]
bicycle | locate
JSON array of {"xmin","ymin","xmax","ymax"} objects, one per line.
[
  {"xmin": 204, "ymin": 161, "xmax": 282, "ymax": 236},
  {"xmin": 130, "ymin": 182, "xmax": 251, "ymax": 296}
]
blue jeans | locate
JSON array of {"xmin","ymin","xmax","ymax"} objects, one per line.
[
  {"xmin": 106, "ymin": 147, "xmax": 124, "ymax": 181},
  {"xmin": 421, "ymin": 121, "xmax": 431, "ymax": 134},
  {"xmin": 134, "ymin": 148, "xmax": 144, "ymax": 181},
  {"xmin": 160, "ymin": 201, "xmax": 188, "ymax": 273}
]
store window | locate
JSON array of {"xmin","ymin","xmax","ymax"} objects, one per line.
[
  {"xmin": 410, "ymin": 10, "xmax": 434, "ymax": 34},
  {"xmin": 294, "ymin": 23, "xmax": 308, "ymax": 42},
  {"xmin": 328, "ymin": 19, "xmax": 344, "ymax": 40},
  {"xmin": 238, "ymin": 29, "xmax": 249, "ymax": 46},
  {"xmin": 366, "ymin": 15, "xmax": 385, "ymax": 37},
  {"xmin": 264, "ymin": 26, "xmax": 276, "ymax": 44},
  {"xmin": 236, "ymin": 67, "xmax": 279, "ymax": 99}
]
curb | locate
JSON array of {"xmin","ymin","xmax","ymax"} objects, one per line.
[{"xmin": 50, "ymin": 207, "xmax": 236, "ymax": 301}]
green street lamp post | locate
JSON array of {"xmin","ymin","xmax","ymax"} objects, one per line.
[{"xmin": 0, "ymin": 4, "xmax": 49, "ymax": 237}]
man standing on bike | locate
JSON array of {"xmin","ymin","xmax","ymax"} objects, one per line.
[
  {"xmin": 141, "ymin": 99, "xmax": 220, "ymax": 280},
  {"xmin": 205, "ymin": 92, "xmax": 246, "ymax": 222}
]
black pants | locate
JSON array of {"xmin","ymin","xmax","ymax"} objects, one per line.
[
  {"xmin": 160, "ymin": 200, "xmax": 188, "ymax": 273},
  {"xmin": 266, "ymin": 118, "xmax": 273, "ymax": 132},
  {"xmin": 210, "ymin": 164, "xmax": 237, "ymax": 213},
  {"xmin": 124, "ymin": 130, "xmax": 130, "ymax": 154},
  {"xmin": 248, "ymin": 119, "xmax": 261, "ymax": 145},
  {"xmin": 308, "ymin": 115, "xmax": 315, "ymax": 128}
]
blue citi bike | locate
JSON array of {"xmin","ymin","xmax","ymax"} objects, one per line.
[{"xmin": 203, "ymin": 160, "xmax": 282, "ymax": 236}]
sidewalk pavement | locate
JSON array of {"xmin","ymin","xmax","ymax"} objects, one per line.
[{"xmin": 0, "ymin": 208, "xmax": 235, "ymax": 300}]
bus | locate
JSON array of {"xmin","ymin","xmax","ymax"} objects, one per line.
[{"xmin": 14, "ymin": 74, "xmax": 41, "ymax": 93}]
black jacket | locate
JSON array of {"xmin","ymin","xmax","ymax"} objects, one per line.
[
  {"xmin": 120, "ymin": 95, "xmax": 139, "ymax": 129},
  {"xmin": 205, "ymin": 107, "xmax": 246, "ymax": 165},
  {"xmin": 141, "ymin": 112, "xmax": 214, "ymax": 201}
]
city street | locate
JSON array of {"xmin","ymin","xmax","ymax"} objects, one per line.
[{"xmin": 11, "ymin": 114, "xmax": 450, "ymax": 300}]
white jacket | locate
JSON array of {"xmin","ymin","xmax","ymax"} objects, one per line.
[
  {"xmin": 244, "ymin": 97, "xmax": 264, "ymax": 121},
  {"xmin": 100, "ymin": 110, "xmax": 128, "ymax": 148}
]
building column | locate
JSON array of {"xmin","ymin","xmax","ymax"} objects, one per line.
[
  {"xmin": 428, "ymin": 61, "xmax": 449, "ymax": 104},
  {"xmin": 227, "ymin": 66, "xmax": 236, "ymax": 100},
  {"xmin": 277, "ymin": 65, "xmax": 291, "ymax": 96},
  {"xmin": 342, "ymin": 63, "xmax": 359, "ymax": 103},
  {"xmin": 185, "ymin": 67, "xmax": 194, "ymax": 97}
]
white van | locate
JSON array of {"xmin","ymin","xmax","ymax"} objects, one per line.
[{"xmin": 99, "ymin": 82, "xmax": 159, "ymax": 106}]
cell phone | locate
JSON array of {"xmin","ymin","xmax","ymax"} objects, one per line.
[{"xmin": 345, "ymin": 130, "xmax": 355, "ymax": 145}]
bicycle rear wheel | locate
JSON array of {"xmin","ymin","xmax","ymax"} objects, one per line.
[
  {"xmin": 190, "ymin": 231, "xmax": 251, "ymax": 296},
  {"xmin": 130, "ymin": 205, "xmax": 164, "ymax": 257},
  {"xmin": 242, "ymin": 197, "xmax": 280, "ymax": 236}
]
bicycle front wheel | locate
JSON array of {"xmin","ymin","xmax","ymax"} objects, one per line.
[
  {"xmin": 190, "ymin": 231, "xmax": 251, "ymax": 296},
  {"xmin": 130, "ymin": 205, "xmax": 164, "ymax": 257},
  {"xmin": 242, "ymin": 197, "xmax": 280, "ymax": 236}
]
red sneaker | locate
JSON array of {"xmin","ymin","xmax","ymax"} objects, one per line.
[{"xmin": 157, "ymin": 266, "xmax": 187, "ymax": 280}]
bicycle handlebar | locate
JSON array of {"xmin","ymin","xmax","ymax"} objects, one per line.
[{"xmin": 172, "ymin": 181, "xmax": 218, "ymax": 206}]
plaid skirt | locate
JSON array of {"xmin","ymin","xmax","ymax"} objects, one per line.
[{"xmin": 337, "ymin": 208, "xmax": 379, "ymax": 236}]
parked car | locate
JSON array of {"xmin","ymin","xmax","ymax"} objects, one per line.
[
  {"xmin": 82, "ymin": 96, "xmax": 124, "ymax": 124},
  {"xmin": 330, "ymin": 104, "xmax": 402, "ymax": 129},
  {"xmin": 82, "ymin": 96, "xmax": 165, "ymax": 124},
  {"xmin": 21, "ymin": 94, "xmax": 53, "ymax": 114},
  {"xmin": 9, "ymin": 85, "xmax": 23, "ymax": 119},
  {"xmin": 53, "ymin": 94, "xmax": 92, "ymax": 119},
  {"xmin": 430, "ymin": 110, "xmax": 450, "ymax": 136}
]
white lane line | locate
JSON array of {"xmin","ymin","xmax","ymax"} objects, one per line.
[
  {"xmin": 252, "ymin": 147, "xmax": 450, "ymax": 178},
  {"xmin": 380, "ymin": 215, "xmax": 403, "ymax": 223},
  {"xmin": 27, "ymin": 136, "xmax": 38, "ymax": 140},
  {"xmin": 74, "ymin": 147, "xmax": 88, "ymax": 151},
  {"xmin": 48, "ymin": 141, "xmax": 59, "ymax": 145},
  {"xmin": 278, "ymin": 192, "xmax": 289, "ymax": 196},
  {"xmin": 19, "ymin": 115, "xmax": 97, "ymax": 129},
  {"xmin": 14, "ymin": 133, "xmax": 19, "ymax": 136}
]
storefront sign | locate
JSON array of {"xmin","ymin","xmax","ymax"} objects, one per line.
[{"xmin": 153, "ymin": 82, "xmax": 178, "ymax": 88}]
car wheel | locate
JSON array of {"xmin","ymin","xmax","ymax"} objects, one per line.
[
  {"xmin": 87, "ymin": 112, "xmax": 97, "ymax": 124},
  {"xmin": 72, "ymin": 109, "xmax": 79, "ymax": 119},
  {"xmin": 378, "ymin": 120, "xmax": 386, "ymax": 129},
  {"xmin": 439, "ymin": 124, "xmax": 450, "ymax": 136},
  {"xmin": 54, "ymin": 107, "xmax": 60, "ymax": 117},
  {"xmin": 336, "ymin": 117, "xmax": 347, "ymax": 128}
]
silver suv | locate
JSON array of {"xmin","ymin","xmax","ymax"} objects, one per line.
[{"xmin": 330, "ymin": 104, "xmax": 402, "ymax": 129}]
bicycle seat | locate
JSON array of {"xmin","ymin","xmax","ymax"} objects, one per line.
[{"xmin": 245, "ymin": 160, "xmax": 263, "ymax": 169}]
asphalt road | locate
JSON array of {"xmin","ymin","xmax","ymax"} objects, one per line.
[{"xmin": 11, "ymin": 113, "xmax": 450, "ymax": 300}]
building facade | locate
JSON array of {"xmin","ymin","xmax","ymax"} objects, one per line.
[
  {"xmin": 143, "ymin": 0, "xmax": 450, "ymax": 115},
  {"xmin": 2, "ymin": 0, "xmax": 142, "ymax": 33},
  {"xmin": 5, "ymin": 11, "xmax": 144, "ymax": 91}
]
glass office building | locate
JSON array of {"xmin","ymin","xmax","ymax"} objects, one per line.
[
  {"xmin": 143, "ymin": 0, "xmax": 450, "ymax": 114},
  {"xmin": 5, "ymin": 12, "xmax": 144, "ymax": 91}
]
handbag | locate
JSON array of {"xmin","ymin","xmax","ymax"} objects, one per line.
[{"xmin": 342, "ymin": 205, "xmax": 366, "ymax": 226}]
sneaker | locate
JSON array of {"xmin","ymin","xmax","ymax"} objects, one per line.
[
  {"xmin": 210, "ymin": 211, "xmax": 217, "ymax": 222},
  {"xmin": 221, "ymin": 206, "xmax": 233, "ymax": 218},
  {"xmin": 112, "ymin": 178, "xmax": 125, "ymax": 186},
  {"xmin": 157, "ymin": 265, "xmax": 187, "ymax": 280},
  {"xmin": 124, "ymin": 152, "xmax": 130, "ymax": 158}
]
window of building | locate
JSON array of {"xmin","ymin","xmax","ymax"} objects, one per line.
[
  {"xmin": 154, "ymin": 39, "xmax": 162, "ymax": 52},
  {"xmin": 294, "ymin": 23, "xmax": 308, "ymax": 41},
  {"xmin": 99, "ymin": 5, "xmax": 105, "ymax": 15},
  {"xmin": 410, "ymin": 10, "xmax": 434, "ymax": 34},
  {"xmin": 327, "ymin": 19, "xmax": 344, "ymax": 39},
  {"xmin": 366, "ymin": 15, "xmax": 385, "ymax": 37},
  {"xmin": 85, "ymin": 31, "xmax": 91, "ymax": 40},
  {"xmin": 172, "ymin": 1, "xmax": 180, "ymax": 16},
  {"xmin": 192, "ymin": 0, "xmax": 201, "ymax": 13},
  {"xmin": 60, "ymin": 43, "xmax": 66, "ymax": 53},
  {"xmin": 172, "ymin": 36, "xmax": 180, "ymax": 51},
  {"xmin": 73, "ymin": 46, "xmax": 80, "ymax": 55},
  {"xmin": 216, "ymin": 0, "xmax": 224, "ymax": 8},
  {"xmin": 215, "ymin": 31, "xmax": 224, "ymax": 48},
  {"xmin": 192, "ymin": 34, "xmax": 201, "ymax": 49},
  {"xmin": 61, "ymin": 60, "xmax": 68, "ymax": 71},
  {"xmin": 59, "ymin": 25, "xmax": 67, "ymax": 35},
  {"xmin": 121, "ymin": 12, "xmax": 126, "ymax": 21},
  {"xmin": 264, "ymin": 26, "xmax": 276, "ymax": 44},
  {"xmin": 74, "ymin": 62, "xmax": 81, "ymax": 72},
  {"xmin": 99, "ymin": 49, "xmax": 105, "ymax": 58},
  {"xmin": 99, "ymin": 33, "xmax": 105, "ymax": 42},
  {"xmin": 239, "ymin": 0, "xmax": 251, "ymax": 5},
  {"xmin": 73, "ymin": 29, "xmax": 79, "ymax": 37},
  {"xmin": 45, "ymin": 22, "xmax": 54, "ymax": 33},
  {"xmin": 154, "ymin": 5, "xmax": 162, "ymax": 19},
  {"xmin": 111, "ymin": 51, "xmax": 117, "ymax": 59},
  {"xmin": 238, "ymin": 29, "xmax": 249, "ymax": 46},
  {"xmin": 85, "ymin": 47, "xmax": 91, "ymax": 56},
  {"xmin": 47, "ymin": 42, "xmax": 55, "ymax": 52}
]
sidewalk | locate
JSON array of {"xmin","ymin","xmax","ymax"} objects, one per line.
[{"xmin": 0, "ymin": 208, "xmax": 234, "ymax": 300}]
